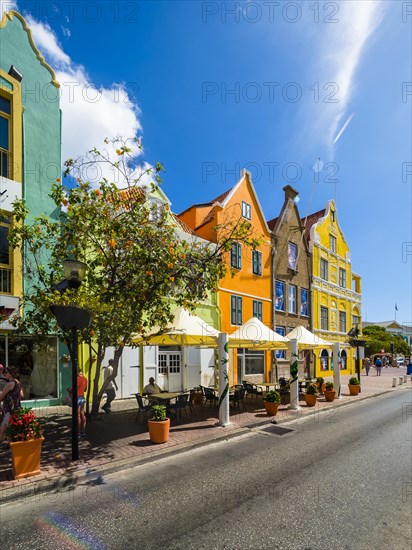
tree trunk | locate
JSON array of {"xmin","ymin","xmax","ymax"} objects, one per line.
[{"xmin": 91, "ymin": 345, "xmax": 124, "ymax": 416}]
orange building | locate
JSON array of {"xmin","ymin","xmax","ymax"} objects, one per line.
[{"xmin": 178, "ymin": 170, "xmax": 274, "ymax": 384}]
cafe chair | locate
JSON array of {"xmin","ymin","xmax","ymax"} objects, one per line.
[
  {"xmin": 229, "ymin": 387, "xmax": 247, "ymax": 411},
  {"xmin": 203, "ymin": 387, "xmax": 219, "ymax": 408},
  {"xmin": 242, "ymin": 381, "xmax": 262, "ymax": 401},
  {"xmin": 169, "ymin": 394, "xmax": 190, "ymax": 423},
  {"xmin": 188, "ymin": 389, "xmax": 197, "ymax": 415},
  {"xmin": 134, "ymin": 393, "xmax": 151, "ymax": 423}
]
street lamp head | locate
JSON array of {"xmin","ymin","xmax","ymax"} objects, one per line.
[{"xmin": 63, "ymin": 260, "xmax": 87, "ymax": 289}]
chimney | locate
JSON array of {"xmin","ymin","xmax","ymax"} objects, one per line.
[{"xmin": 283, "ymin": 185, "xmax": 299, "ymax": 201}]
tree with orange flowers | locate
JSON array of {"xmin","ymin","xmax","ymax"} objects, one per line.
[{"xmin": 9, "ymin": 137, "xmax": 261, "ymax": 415}]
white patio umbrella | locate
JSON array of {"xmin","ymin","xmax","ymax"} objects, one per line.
[
  {"xmin": 131, "ymin": 307, "xmax": 220, "ymax": 347},
  {"xmin": 228, "ymin": 317, "xmax": 288, "ymax": 350},
  {"xmin": 285, "ymin": 325, "xmax": 332, "ymax": 349}
]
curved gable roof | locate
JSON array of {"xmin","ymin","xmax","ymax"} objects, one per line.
[{"xmin": 1, "ymin": 11, "xmax": 60, "ymax": 88}]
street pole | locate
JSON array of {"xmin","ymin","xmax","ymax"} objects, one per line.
[
  {"xmin": 218, "ymin": 333, "xmax": 230, "ymax": 427},
  {"xmin": 289, "ymin": 338, "xmax": 300, "ymax": 410},
  {"xmin": 332, "ymin": 342, "xmax": 341, "ymax": 399},
  {"xmin": 71, "ymin": 327, "xmax": 79, "ymax": 460},
  {"xmin": 356, "ymin": 344, "xmax": 361, "ymax": 393}
]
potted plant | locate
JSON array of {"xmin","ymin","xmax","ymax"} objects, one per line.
[
  {"xmin": 316, "ymin": 377, "xmax": 325, "ymax": 393},
  {"xmin": 263, "ymin": 390, "xmax": 281, "ymax": 416},
  {"xmin": 324, "ymin": 381, "xmax": 336, "ymax": 402},
  {"xmin": 6, "ymin": 407, "xmax": 44, "ymax": 480},
  {"xmin": 348, "ymin": 377, "xmax": 360, "ymax": 396},
  {"xmin": 148, "ymin": 404, "xmax": 170, "ymax": 444},
  {"xmin": 304, "ymin": 383, "xmax": 318, "ymax": 407}
]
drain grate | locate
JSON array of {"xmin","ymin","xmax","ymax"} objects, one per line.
[{"xmin": 259, "ymin": 425, "xmax": 295, "ymax": 436}]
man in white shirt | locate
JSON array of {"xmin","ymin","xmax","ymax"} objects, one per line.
[
  {"xmin": 142, "ymin": 377, "xmax": 162, "ymax": 395},
  {"xmin": 102, "ymin": 359, "xmax": 118, "ymax": 413}
]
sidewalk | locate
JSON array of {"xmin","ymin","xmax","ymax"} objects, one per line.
[{"xmin": 1, "ymin": 368, "xmax": 411, "ymax": 503}]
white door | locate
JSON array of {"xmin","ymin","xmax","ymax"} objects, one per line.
[
  {"xmin": 120, "ymin": 347, "xmax": 140, "ymax": 398},
  {"xmin": 158, "ymin": 351, "xmax": 182, "ymax": 391}
]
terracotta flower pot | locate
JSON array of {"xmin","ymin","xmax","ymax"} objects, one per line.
[
  {"xmin": 9, "ymin": 437, "xmax": 44, "ymax": 480},
  {"xmin": 264, "ymin": 401, "xmax": 279, "ymax": 416},
  {"xmin": 304, "ymin": 394, "xmax": 317, "ymax": 407},
  {"xmin": 348, "ymin": 384, "xmax": 360, "ymax": 396},
  {"xmin": 148, "ymin": 418, "xmax": 170, "ymax": 444},
  {"xmin": 324, "ymin": 390, "xmax": 336, "ymax": 402}
]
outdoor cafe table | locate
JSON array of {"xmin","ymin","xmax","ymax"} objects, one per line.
[
  {"xmin": 148, "ymin": 392, "xmax": 185, "ymax": 404},
  {"xmin": 256, "ymin": 382, "xmax": 279, "ymax": 392}
]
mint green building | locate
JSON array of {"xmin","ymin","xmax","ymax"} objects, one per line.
[{"xmin": 0, "ymin": 10, "xmax": 65, "ymax": 407}]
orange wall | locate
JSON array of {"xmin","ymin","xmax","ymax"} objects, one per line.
[{"xmin": 179, "ymin": 173, "xmax": 275, "ymax": 384}]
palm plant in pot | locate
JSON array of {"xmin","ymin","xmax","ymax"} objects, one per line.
[
  {"xmin": 324, "ymin": 381, "xmax": 336, "ymax": 402},
  {"xmin": 148, "ymin": 404, "xmax": 170, "ymax": 444},
  {"xmin": 304, "ymin": 383, "xmax": 318, "ymax": 407},
  {"xmin": 348, "ymin": 376, "xmax": 360, "ymax": 396},
  {"xmin": 6, "ymin": 407, "xmax": 44, "ymax": 480},
  {"xmin": 263, "ymin": 390, "xmax": 281, "ymax": 416}
]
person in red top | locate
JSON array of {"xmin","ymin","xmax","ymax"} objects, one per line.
[
  {"xmin": 68, "ymin": 369, "xmax": 88, "ymax": 438},
  {"xmin": 77, "ymin": 370, "xmax": 87, "ymax": 437}
]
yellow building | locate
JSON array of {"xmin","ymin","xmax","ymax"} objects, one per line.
[{"xmin": 305, "ymin": 200, "xmax": 362, "ymax": 376}]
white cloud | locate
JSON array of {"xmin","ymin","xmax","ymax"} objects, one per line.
[
  {"xmin": 61, "ymin": 26, "xmax": 71, "ymax": 39},
  {"xmin": 23, "ymin": 14, "xmax": 144, "ymax": 186},
  {"xmin": 302, "ymin": 1, "xmax": 386, "ymax": 157}
]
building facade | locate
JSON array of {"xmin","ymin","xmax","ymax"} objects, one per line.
[
  {"xmin": 87, "ymin": 186, "xmax": 220, "ymax": 399},
  {"xmin": 268, "ymin": 185, "xmax": 312, "ymax": 378},
  {"xmin": 0, "ymin": 10, "xmax": 63, "ymax": 406},
  {"xmin": 178, "ymin": 170, "xmax": 273, "ymax": 384},
  {"xmin": 305, "ymin": 200, "xmax": 362, "ymax": 376}
]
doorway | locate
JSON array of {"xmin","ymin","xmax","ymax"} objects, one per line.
[{"xmin": 158, "ymin": 346, "xmax": 182, "ymax": 391}]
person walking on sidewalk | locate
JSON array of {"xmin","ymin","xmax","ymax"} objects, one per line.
[
  {"xmin": 375, "ymin": 357, "xmax": 382, "ymax": 376},
  {"xmin": 68, "ymin": 369, "xmax": 88, "ymax": 437},
  {"xmin": 0, "ymin": 366, "xmax": 23, "ymax": 442},
  {"xmin": 364, "ymin": 357, "xmax": 371, "ymax": 376},
  {"xmin": 102, "ymin": 359, "xmax": 118, "ymax": 413}
]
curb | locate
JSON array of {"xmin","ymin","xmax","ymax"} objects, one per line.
[
  {"xmin": 0, "ymin": 427, "xmax": 249, "ymax": 505},
  {"xmin": 1, "ymin": 384, "xmax": 410, "ymax": 505}
]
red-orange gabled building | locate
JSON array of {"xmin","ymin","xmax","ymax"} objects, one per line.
[{"xmin": 178, "ymin": 170, "xmax": 274, "ymax": 384}]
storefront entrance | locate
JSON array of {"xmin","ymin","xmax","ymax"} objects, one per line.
[
  {"xmin": 158, "ymin": 346, "xmax": 182, "ymax": 391},
  {"xmin": 0, "ymin": 335, "xmax": 58, "ymax": 400}
]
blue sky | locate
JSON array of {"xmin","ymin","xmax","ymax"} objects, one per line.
[{"xmin": 3, "ymin": 0, "xmax": 412, "ymax": 324}]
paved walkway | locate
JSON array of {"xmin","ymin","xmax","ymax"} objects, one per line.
[{"xmin": 1, "ymin": 368, "xmax": 410, "ymax": 503}]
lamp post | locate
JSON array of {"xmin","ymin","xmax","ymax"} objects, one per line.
[
  {"xmin": 51, "ymin": 260, "xmax": 91, "ymax": 461},
  {"xmin": 348, "ymin": 325, "xmax": 365, "ymax": 393}
]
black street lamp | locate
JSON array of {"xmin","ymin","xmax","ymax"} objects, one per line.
[
  {"xmin": 348, "ymin": 325, "xmax": 365, "ymax": 393},
  {"xmin": 51, "ymin": 260, "xmax": 91, "ymax": 461}
]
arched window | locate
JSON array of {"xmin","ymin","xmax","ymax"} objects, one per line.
[
  {"xmin": 320, "ymin": 349, "xmax": 329, "ymax": 371},
  {"xmin": 340, "ymin": 350, "xmax": 347, "ymax": 370}
]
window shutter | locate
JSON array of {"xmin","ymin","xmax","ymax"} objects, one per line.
[{"xmin": 237, "ymin": 297, "xmax": 242, "ymax": 325}]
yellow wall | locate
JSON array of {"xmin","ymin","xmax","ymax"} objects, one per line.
[
  {"xmin": 0, "ymin": 69, "xmax": 23, "ymax": 300},
  {"xmin": 310, "ymin": 200, "xmax": 362, "ymax": 376}
]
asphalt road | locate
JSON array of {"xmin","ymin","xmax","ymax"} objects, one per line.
[{"xmin": 1, "ymin": 389, "xmax": 411, "ymax": 550}]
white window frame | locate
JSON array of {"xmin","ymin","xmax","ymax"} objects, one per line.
[
  {"xmin": 288, "ymin": 285, "xmax": 297, "ymax": 314},
  {"xmin": 242, "ymin": 201, "xmax": 251, "ymax": 220}
]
